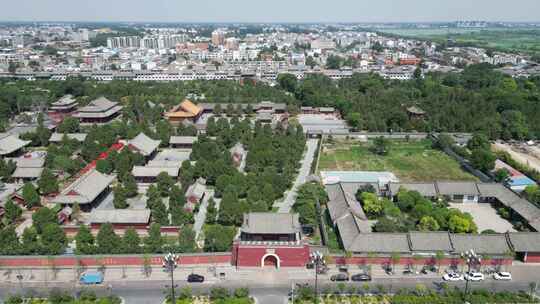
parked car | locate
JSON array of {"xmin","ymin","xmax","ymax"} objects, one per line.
[
  {"xmin": 80, "ymin": 272, "xmax": 103, "ymax": 285},
  {"xmin": 330, "ymin": 273, "xmax": 349, "ymax": 281},
  {"xmin": 187, "ymin": 273, "xmax": 205, "ymax": 283},
  {"xmin": 493, "ymin": 272, "xmax": 512, "ymax": 281},
  {"xmin": 464, "ymin": 272, "xmax": 485, "ymax": 281},
  {"xmin": 443, "ymin": 272, "xmax": 464, "ymax": 281},
  {"xmin": 351, "ymin": 273, "xmax": 371, "ymax": 281}
]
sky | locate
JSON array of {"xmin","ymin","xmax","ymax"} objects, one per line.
[{"xmin": 2, "ymin": 0, "xmax": 539, "ymax": 23}]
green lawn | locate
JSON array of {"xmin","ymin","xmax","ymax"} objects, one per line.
[{"xmin": 319, "ymin": 139, "xmax": 477, "ymax": 182}]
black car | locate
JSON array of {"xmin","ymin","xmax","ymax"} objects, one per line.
[
  {"xmin": 330, "ymin": 273, "xmax": 349, "ymax": 281},
  {"xmin": 351, "ymin": 273, "xmax": 371, "ymax": 281},
  {"xmin": 187, "ymin": 273, "xmax": 205, "ymax": 283}
]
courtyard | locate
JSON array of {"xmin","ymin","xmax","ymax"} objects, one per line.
[
  {"xmin": 319, "ymin": 139, "xmax": 477, "ymax": 182},
  {"xmin": 448, "ymin": 202, "xmax": 516, "ymax": 233}
]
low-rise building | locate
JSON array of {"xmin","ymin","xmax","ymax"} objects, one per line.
[
  {"xmin": 53, "ymin": 170, "xmax": 115, "ymax": 211},
  {"xmin": 165, "ymin": 99, "xmax": 202, "ymax": 125},
  {"xmin": 232, "ymin": 212, "xmax": 310, "ymax": 268},
  {"xmin": 74, "ymin": 97, "xmax": 122, "ymax": 124}
]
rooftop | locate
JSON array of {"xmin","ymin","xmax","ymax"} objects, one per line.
[{"xmin": 241, "ymin": 212, "xmax": 301, "ymax": 235}]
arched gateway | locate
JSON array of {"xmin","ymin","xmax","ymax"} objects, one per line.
[{"xmin": 261, "ymin": 253, "xmax": 280, "ymax": 268}]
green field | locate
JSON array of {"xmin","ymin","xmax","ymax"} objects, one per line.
[
  {"xmin": 318, "ymin": 139, "xmax": 477, "ymax": 182},
  {"xmin": 377, "ymin": 27, "xmax": 540, "ymax": 54}
]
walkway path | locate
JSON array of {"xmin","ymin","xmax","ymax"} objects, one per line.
[
  {"xmin": 193, "ymin": 189, "xmax": 214, "ymax": 239},
  {"xmin": 274, "ymin": 138, "xmax": 319, "ymax": 213}
]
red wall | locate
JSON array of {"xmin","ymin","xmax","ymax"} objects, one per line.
[
  {"xmin": 0, "ymin": 254, "xmax": 231, "ymax": 267},
  {"xmin": 524, "ymin": 252, "xmax": 540, "ymax": 263},
  {"xmin": 233, "ymin": 243, "xmax": 310, "ymax": 267},
  {"xmin": 331, "ymin": 256, "xmax": 513, "ymax": 266}
]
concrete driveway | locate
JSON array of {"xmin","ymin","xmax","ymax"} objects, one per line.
[
  {"xmin": 448, "ymin": 203, "xmax": 516, "ymax": 233},
  {"xmin": 274, "ymin": 138, "xmax": 319, "ymax": 213}
]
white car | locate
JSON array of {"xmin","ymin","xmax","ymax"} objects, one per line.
[
  {"xmin": 493, "ymin": 272, "xmax": 512, "ymax": 281},
  {"xmin": 465, "ymin": 272, "xmax": 485, "ymax": 281},
  {"xmin": 443, "ymin": 272, "xmax": 464, "ymax": 281}
]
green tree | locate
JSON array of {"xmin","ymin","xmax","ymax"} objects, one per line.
[
  {"xmin": 123, "ymin": 173, "xmax": 138, "ymax": 198},
  {"xmin": 57, "ymin": 116, "xmax": 80, "ymax": 133},
  {"xmin": 22, "ymin": 182, "xmax": 40, "ymax": 209},
  {"xmin": 150, "ymin": 197, "xmax": 169, "ymax": 225},
  {"xmin": 95, "ymin": 159, "xmax": 113, "ymax": 174},
  {"xmin": 144, "ymin": 223, "xmax": 163, "ymax": 253},
  {"xmin": 372, "ymin": 136, "xmax": 389, "ymax": 155},
  {"xmin": 3, "ymin": 199, "xmax": 22, "ymax": 225},
  {"xmin": 75, "ymin": 225, "xmax": 96, "ymax": 255},
  {"xmin": 204, "ymin": 225, "xmax": 235, "ymax": 252},
  {"xmin": 156, "ymin": 172, "xmax": 174, "ymax": 197},
  {"xmin": 32, "ymin": 207, "xmax": 56, "ymax": 234},
  {"xmin": 96, "ymin": 223, "xmax": 121, "ymax": 254},
  {"xmin": 326, "ymin": 55, "xmax": 342, "ymax": 69},
  {"xmin": 494, "ymin": 168, "xmax": 510, "ymax": 182},
  {"xmin": 21, "ymin": 227, "xmax": 41, "ymax": 254},
  {"xmin": 177, "ymin": 227, "xmax": 196, "ymax": 253},
  {"xmin": 361, "ymin": 192, "xmax": 384, "ymax": 218},
  {"xmin": 448, "ymin": 215, "xmax": 473, "ymax": 233},
  {"xmin": 206, "ymin": 198, "xmax": 217, "ymax": 225},
  {"xmin": 417, "ymin": 216, "xmax": 440, "ymax": 231},
  {"xmin": 38, "ymin": 169, "xmax": 59, "ymax": 195},
  {"xmin": 0, "ymin": 226, "xmax": 20, "ymax": 254},
  {"xmin": 277, "ymin": 73, "xmax": 298, "ymax": 93},
  {"xmin": 470, "ymin": 148, "xmax": 496, "ymax": 172},
  {"xmin": 113, "ymin": 186, "xmax": 128, "ymax": 209},
  {"xmin": 41, "ymin": 223, "xmax": 67, "ymax": 255},
  {"xmin": 122, "ymin": 227, "xmax": 141, "ymax": 254}
]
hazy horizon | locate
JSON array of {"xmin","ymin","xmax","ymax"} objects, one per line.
[{"xmin": 1, "ymin": 0, "xmax": 539, "ymax": 23}]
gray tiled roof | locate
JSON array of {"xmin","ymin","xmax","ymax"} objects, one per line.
[
  {"xmin": 79, "ymin": 97, "xmax": 117, "ymax": 112},
  {"xmin": 0, "ymin": 133, "xmax": 30, "ymax": 155},
  {"xmin": 450, "ymin": 234, "xmax": 511, "ymax": 255},
  {"xmin": 8, "ymin": 157, "xmax": 45, "ymax": 168},
  {"xmin": 53, "ymin": 170, "xmax": 115, "ymax": 204},
  {"xmin": 12, "ymin": 167, "xmax": 43, "ymax": 179},
  {"xmin": 409, "ymin": 232, "xmax": 453, "ymax": 252},
  {"xmin": 391, "ymin": 183, "xmax": 438, "ymax": 197},
  {"xmin": 132, "ymin": 166, "xmax": 180, "ymax": 177},
  {"xmin": 128, "ymin": 133, "xmax": 161, "ymax": 156},
  {"xmin": 89, "ymin": 209, "xmax": 151, "ymax": 224},
  {"xmin": 51, "ymin": 95, "xmax": 77, "ymax": 107},
  {"xmin": 436, "ymin": 181, "xmax": 480, "ymax": 196},
  {"xmin": 241, "ymin": 212, "xmax": 301, "ymax": 235},
  {"xmin": 348, "ymin": 233, "xmax": 410, "ymax": 253},
  {"xmin": 507, "ymin": 232, "xmax": 540, "ymax": 252},
  {"xmin": 49, "ymin": 133, "xmax": 87, "ymax": 142},
  {"xmin": 169, "ymin": 136, "xmax": 197, "ymax": 145}
]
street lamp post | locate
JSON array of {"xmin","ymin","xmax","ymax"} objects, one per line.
[
  {"xmin": 163, "ymin": 253, "xmax": 179, "ymax": 304},
  {"xmin": 461, "ymin": 249, "xmax": 481, "ymax": 301},
  {"xmin": 310, "ymin": 251, "xmax": 325, "ymax": 304}
]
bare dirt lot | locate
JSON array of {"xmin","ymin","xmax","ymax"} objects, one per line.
[{"xmin": 492, "ymin": 142, "xmax": 540, "ymax": 173}]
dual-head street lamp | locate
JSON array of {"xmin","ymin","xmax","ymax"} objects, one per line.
[
  {"xmin": 163, "ymin": 253, "xmax": 179, "ymax": 304},
  {"xmin": 310, "ymin": 251, "xmax": 325, "ymax": 304},
  {"xmin": 461, "ymin": 249, "xmax": 482, "ymax": 300}
]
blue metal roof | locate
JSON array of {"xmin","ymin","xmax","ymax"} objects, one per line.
[{"xmin": 506, "ymin": 176, "xmax": 536, "ymax": 187}]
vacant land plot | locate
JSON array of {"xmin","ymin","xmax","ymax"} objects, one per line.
[
  {"xmin": 378, "ymin": 27, "xmax": 540, "ymax": 54},
  {"xmin": 319, "ymin": 139, "xmax": 477, "ymax": 182}
]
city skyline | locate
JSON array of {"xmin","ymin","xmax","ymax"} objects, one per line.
[{"xmin": 1, "ymin": 0, "xmax": 539, "ymax": 23}]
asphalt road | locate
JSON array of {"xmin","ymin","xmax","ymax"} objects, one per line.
[{"xmin": 1, "ymin": 276, "xmax": 537, "ymax": 304}]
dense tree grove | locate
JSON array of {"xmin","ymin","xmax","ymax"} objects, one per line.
[
  {"xmin": 371, "ymin": 189, "xmax": 478, "ymax": 233},
  {"xmin": 1, "ymin": 63, "xmax": 538, "ymax": 138}
]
